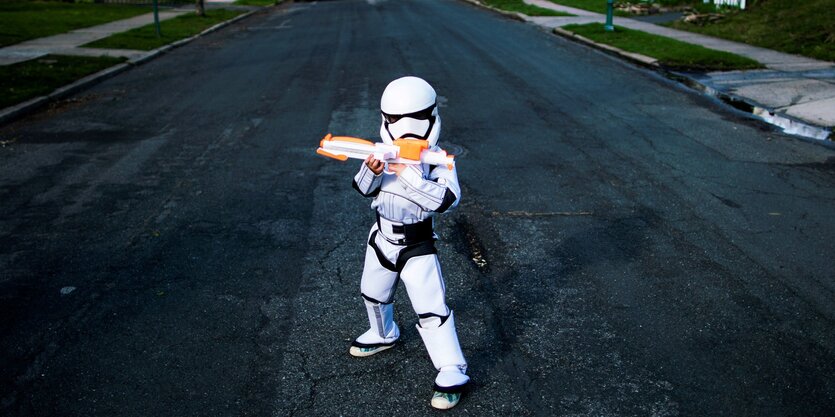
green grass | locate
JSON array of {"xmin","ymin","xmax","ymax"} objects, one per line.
[
  {"xmin": 0, "ymin": 54, "xmax": 126, "ymax": 108},
  {"xmin": 483, "ymin": 0, "xmax": 574, "ymax": 16},
  {"xmin": 234, "ymin": 0, "xmax": 279, "ymax": 6},
  {"xmin": 564, "ymin": 23, "xmax": 764, "ymax": 71},
  {"xmin": 667, "ymin": 0, "xmax": 834, "ymax": 62},
  {"xmin": 0, "ymin": 1, "xmax": 151, "ymax": 47},
  {"xmin": 85, "ymin": 9, "xmax": 245, "ymax": 51}
]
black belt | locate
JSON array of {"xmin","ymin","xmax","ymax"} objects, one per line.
[
  {"xmin": 376, "ymin": 212, "xmax": 434, "ymax": 245},
  {"xmin": 368, "ymin": 230, "xmax": 438, "ymax": 275}
]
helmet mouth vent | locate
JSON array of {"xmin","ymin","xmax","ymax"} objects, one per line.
[
  {"xmin": 382, "ymin": 103, "xmax": 436, "ymax": 124},
  {"xmin": 398, "ymin": 132, "xmax": 429, "ymax": 140}
]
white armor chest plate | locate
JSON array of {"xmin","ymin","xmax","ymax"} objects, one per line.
[{"xmin": 371, "ymin": 165, "xmax": 433, "ymax": 224}]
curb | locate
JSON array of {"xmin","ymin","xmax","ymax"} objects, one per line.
[
  {"xmin": 460, "ymin": 0, "xmax": 527, "ymax": 22},
  {"xmin": 551, "ymin": 27, "xmax": 833, "ymax": 142},
  {"xmin": 552, "ymin": 27, "xmax": 658, "ymax": 67},
  {"xmin": 0, "ymin": 8, "xmax": 262, "ymax": 126},
  {"xmin": 672, "ymin": 74, "xmax": 833, "ymax": 142}
]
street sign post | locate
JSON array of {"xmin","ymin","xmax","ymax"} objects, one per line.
[
  {"xmin": 153, "ymin": 0, "xmax": 161, "ymax": 37},
  {"xmin": 605, "ymin": 0, "xmax": 614, "ymax": 32}
]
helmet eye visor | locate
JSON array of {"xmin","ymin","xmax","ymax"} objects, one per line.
[{"xmin": 382, "ymin": 103, "xmax": 436, "ymax": 124}]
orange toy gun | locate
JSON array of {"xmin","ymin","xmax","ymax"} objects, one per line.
[{"xmin": 316, "ymin": 133, "xmax": 455, "ymax": 169}]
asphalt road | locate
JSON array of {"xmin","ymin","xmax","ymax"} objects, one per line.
[{"xmin": 2, "ymin": 1, "xmax": 834, "ymax": 416}]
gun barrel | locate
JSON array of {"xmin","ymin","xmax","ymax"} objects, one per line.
[
  {"xmin": 420, "ymin": 150, "xmax": 454, "ymax": 167},
  {"xmin": 316, "ymin": 133, "xmax": 455, "ymax": 168}
]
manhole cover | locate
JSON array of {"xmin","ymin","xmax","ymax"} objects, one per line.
[{"xmin": 443, "ymin": 142, "xmax": 468, "ymax": 158}]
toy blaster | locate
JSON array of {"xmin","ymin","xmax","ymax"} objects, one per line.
[{"xmin": 316, "ymin": 133, "xmax": 455, "ymax": 170}]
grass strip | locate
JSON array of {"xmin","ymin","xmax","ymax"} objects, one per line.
[
  {"xmin": 563, "ymin": 23, "xmax": 763, "ymax": 71},
  {"xmin": 85, "ymin": 9, "xmax": 245, "ymax": 51},
  {"xmin": 0, "ymin": 1, "xmax": 151, "ymax": 47},
  {"xmin": 234, "ymin": 0, "xmax": 279, "ymax": 6},
  {"xmin": 666, "ymin": 0, "xmax": 834, "ymax": 62},
  {"xmin": 483, "ymin": 0, "xmax": 574, "ymax": 17},
  {"xmin": 0, "ymin": 54, "xmax": 126, "ymax": 109}
]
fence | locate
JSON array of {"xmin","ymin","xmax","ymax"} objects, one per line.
[{"xmin": 704, "ymin": 0, "xmax": 746, "ymax": 9}]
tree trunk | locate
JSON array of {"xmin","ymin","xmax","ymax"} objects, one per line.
[{"xmin": 195, "ymin": 0, "xmax": 205, "ymax": 17}]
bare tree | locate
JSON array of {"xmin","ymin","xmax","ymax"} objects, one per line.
[{"xmin": 195, "ymin": 0, "xmax": 205, "ymax": 17}]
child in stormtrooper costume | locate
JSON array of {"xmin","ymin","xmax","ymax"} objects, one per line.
[{"xmin": 350, "ymin": 76, "xmax": 470, "ymax": 410}]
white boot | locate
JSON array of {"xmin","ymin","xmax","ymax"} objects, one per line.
[
  {"xmin": 416, "ymin": 310, "xmax": 469, "ymax": 409},
  {"xmin": 350, "ymin": 300, "xmax": 399, "ymax": 357}
]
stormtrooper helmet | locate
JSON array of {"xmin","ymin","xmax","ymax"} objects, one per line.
[{"xmin": 379, "ymin": 76, "xmax": 441, "ymax": 147}]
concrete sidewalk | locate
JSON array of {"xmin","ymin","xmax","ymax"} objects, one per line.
[
  {"xmin": 520, "ymin": 0, "xmax": 835, "ymax": 140},
  {"xmin": 0, "ymin": 8, "xmax": 195, "ymax": 66}
]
